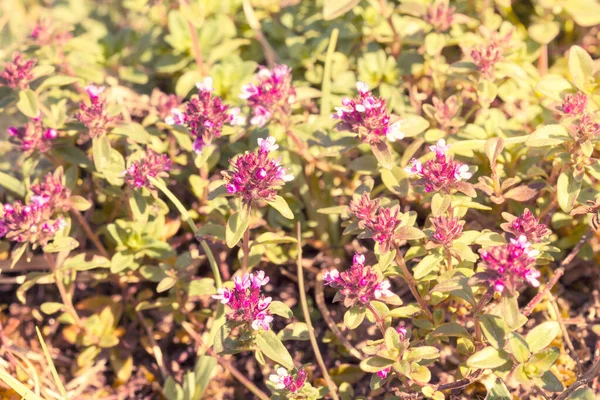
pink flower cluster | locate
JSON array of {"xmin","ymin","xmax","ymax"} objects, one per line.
[
  {"xmin": 332, "ymin": 82, "xmax": 404, "ymax": 145},
  {"xmin": 1, "ymin": 53, "xmax": 36, "ymax": 90},
  {"xmin": 430, "ymin": 215, "xmax": 464, "ymax": 247},
  {"xmin": 479, "ymin": 236, "xmax": 541, "ymax": 294},
  {"xmin": 323, "ymin": 254, "xmax": 394, "ymax": 308},
  {"xmin": 377, "ymin": 326, "xmax": 408, "ymax": 379},
  {"xmin": 150, "ymin": 88, "xmax": 181, "ymax": 120},
  {"xmin": 240, "ymin": 64, "xmax": 295, "ymax": 127},
  {"xmin": 425, "ymin": 0, "xmax": 455, "ymax": 32},
  {"xmin": 405, "ymin": 139, "xmax": 472, "ymax": 193},
  {"xmin": 30, "ymin": 19, "xmax": 72, "ymax": 47},
  {"xmin": 349, "ymin": 193, "xmax": 402, "ymax": 253},
  {"xmin": 212, "ymin": 271, "xmax": 274, "ymax": 331},
  {"xmin": 576, "ymin": 113, "xmax": 600, "ymax": 141},
  {"xmin": 561, "ymin": 92, "xmax": 587, "ymax": 116},
  {"xmin": 166, "ymin": 78, "xmax": 244, "ymax": 153},
  {"xmin": 7, "ymin": 115, "xmax": 58, "ymax": 155},
  {"xmin": 76, "ymin": 85, "xmax": 121, "ymax": 138},
  {"xmin": 430, "ymin": 96, "xmax": 460, "ymax": 131},
  {"xmin": 269, "ymin": 368, "xmax": 307, "ymax": 392},
  {"xmin": 0, "ymin": 201, "xmax": 65, "ymax": 245},
  {"xmin": 502, "ymin": 209, "xmax": 550, "ymax": 243},
  {"xmin": 124, "ymin": 149, "xmax": 172, "ymax": 189},
  {"xmin": 470, "ymin": 43, "xmax": 501, "ymax": 79},
  {"xmin": 30, "ymin": 169, "xmax": 72, "ymax": 212},
  {"xmin": 222, "ymin": 137, "xmax": 293, "ymax": 205}
]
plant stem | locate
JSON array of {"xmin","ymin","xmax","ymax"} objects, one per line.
[
  {"xmin": 242, "ymin": 0, "xmax": 277, "ymax": 67},
  {"xmin": 394, "ymin": 251, "xmax": 433, "ymax": 320},
  {"xmin": 179, "ymin": 0, "xmax": 205, "ymax": 75},
  {"xmin": 365, "ymin": 302, "xmax": 387, "ymax": 337},
  {"xmin": 296, "ymin": 223, "xmax": 339, "ymax": 400},
  {"xmin": 242, "ymin": 225, "xmax": 250, "ymax": 275},
  {"xmin": 45, "ymin": 253, "xmax": 83, "ymax": 328},
  {"xmin": 71, "ymin": 209, "xmax": 109, "ymax": 258},
  {"xmin": 320, "ymin": 28, "xmax": 339, "ymax": 118}
]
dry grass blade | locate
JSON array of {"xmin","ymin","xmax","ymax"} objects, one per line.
[
  {"xmin": 0, "ymin": 367, "xmax": 44, "ymax": 400},
  {"xmin": 35, "ymin": 327, "xmax": 69, "ymax": 400}
]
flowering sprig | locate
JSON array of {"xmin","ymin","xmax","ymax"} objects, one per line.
[
  {"xmin": 470, "ymin": 43, "xmax": 501, "ymax": 79},
  {"xmin": 0, "ymin": 201, "xmax": 65, "ymax": 246},
  {"xmin": 501, "ymin": 209, "xmax": 550, "ymax": 244},
  {"xmin": 240, "ymin": 64, "xmax": 295, "ymax": 127},
  {"xmin": 405, "ymin": 139, "xmax": 475, "ymax": 196},
  {"xmin": 377, "ymin": 326, "xmax": 408, "ymax": 379},
  {"xmin": 561, "ymin": 92, "xmax": 587, "ymax": 116},
  {"xmin": 323, "ymin": 253, "xmax": 394, "ymax": 308},
  {"xmin": 423, "ymin": 95, "xmax": 463, "ymax": 132},
  {"xmin": 76, "ymin": 84, "xmax": 121, "ymax": 138},
  {"xmin": 165, "ymin": 77, "xmax": 244, "ymax": 153},
  {"xmin": 349, "ymin": 193, "xmax": 402, "ymax": 253},
  {"xmin": 212, "ymin": 271, "xmax": 274, "ymax": 331},
  {"xmin": 124, "ymin": 149, "xmax": 172, "ymax": 190},
  {"xmin": 7, "ymin": 115, "xmax": 58, "ymax": 155},
  {"xmin": 477, "ymin": 235, "xmax": 541, "ymax": 294},
  {"xmin": 30, "ymin": 169, "xmax": 72, "ymax": 212},
  {"xmin": 425, "ymin": 0, "xmax": 455, "ymax": 32},
  {"xmin": 1, "ymin": 53, "xmax": 36, "ymax": 90},
  {"xmin": 222, "ymin": 137, "xmax": 293, "ymax": 205},
  {"xmin": 429, "ymin": 215, "xmax": 465, "ymax": 248},
  {"xmin": 269, "ymin": 367, "xmax": 307, "ymax": 393},
  {"xmin": 332, "ymin": 81, "xmax": 404, "ymax": 145}
]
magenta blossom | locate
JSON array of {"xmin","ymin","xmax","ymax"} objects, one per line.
[
  {"xmin": 501, "ymin": 209, "xmax": 550, "ymax": 244},
  {"xmin": 428, "ymin": 95, "xmax": 461, "ymax": 132},
  {"xmin": 166, "ymin": 77, "xmax": 245, "ymax": 153},
  {"xmin": 332, "ymin": 81, "xmax": 404, "ymax": 145},
  {"xmin": 324, "ymin": 253, "xmax": 394, "ymax": 308},
  {"xmin": 150, "ymin": 89, "xmax": 182, "ymax": 120},
  {"xmin": 349, "ymin": 193, "xmax": 403, "ymax": 253},
  {"xmin": 0, "ymin": 201, "xmax": 65, "ymax": 245},
  {"xmin": 1, "ymin": 53, "xmax": 36, "ymax": 90},
  {"xmin": 405, "ymin": 139, "xmax": 473, "ymax": 195},
  {"xmin": 576, "ymin": 113, "xmax": 600, "ymax": 141},
  {"xmin": 221, "ymin": 137, "xmax": 293, "ymax": 205},
  {"xmin": 240, "ymin": 64, "xmax": 295, "ymax": 127},
  {"xmin": 76, "ymin": 84, "xmax": 121, "ymax": 138},
  {"xmin": 30, "ymin": 19, "xmax": 72, "ymax": 47},
  {"xmin": 479, "ymin": 235, "xmax": 541, "ymax": 294},
  {"xmin": 7, "ymin": 115, "xmax": 57, "ymax": 156},
  {"xmin": 124, "ymin": 149, "xmax": 171, "ymax": 189},
  {"xmin": 430, "ymin": 215, "xmax": 465, "ymax": 247},
  {"xmin": 30, "ymin": 169, "xmax": 72, "ymax": 212},
  {"xmin": 470, "ymin": 43, "xmax": 501, "ymax": 79},
  {"xmin": 212, "ymin": 271, "xmax": 274, "ymax": 331},
  {"xmin": 425, "ymin": 0, "xmax": 455, "ymax": 32},
  {"xmin": 561, "ymin": 92, "xmax": 587, "ymax": 116},
  {"xmin": 269, "ymin": 368, "xmax": 307, "ymax": 393}
]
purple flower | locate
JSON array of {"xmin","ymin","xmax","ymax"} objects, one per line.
[
  {"xmin": 430, "ymin": 215, "xmax": 464, "ymax": 247},
  {"xmin": 425, "ymin": 0, "xmax": 455, "ymax": 32},
  {"xmin": 576, "ymin": 113, "xmax": 600, "ymax": 141},
  {"xmin": 349, "ymin": 193, "xmax": 404, "ymax": 253},
  {"xmin": 1, "ymin": 53, "xmax": 36, "ymax": 90},
  {"xmin": 470, "ymin": 43, "xmax": 501, "ymax": 79},
  {"xmin": 7, "ymin": 117, "xmax": 57, "ymax": 156},
  {"xmin": 324, "ymin": 253, "xmax": 394, "ymax": 307},
  {"xmin": 561, "ymin": 92, "xmax": 587, "ymax": 116},
  {"xmin": 0, "ymin": 201, "xmax": 65, "ymax": 245},
  {"xmin": 501, "ymin": 209, "xmax": 550, "ymax": 243},
  {"xmin": 240, "ymin": 64, "xmax": 295, "ymax": 127},
  {"xmin": 212, "ymin": 271, "xmax": 275, "ymax": 331},
  {"xmin": 76, "ymin": 84, "xmax": 120, "ymax": 138},
  {"xmin": 30, "ymin": 169, "xmax": 72, "ymax": 212},
  {"xmin": 430, "ymin": 96, "xmax": 460, "ymax": 131},
  {"xmin": 269, "ymin": 368, "xmax": 307, "ymax": 393},
  {"xmin": 332, "ymin": 82, "xmax": 404, "ymax": 145},
  {"xmin": 150, "ymin": 89, "xmax": 182, "ymax": 120},
  {"xmin": 124, "ymin": 149, "xmax": 172, "ymax": 189},
  {"xmin": 221, "ymin": 137, "xmax": 293, "ymax": 205}
]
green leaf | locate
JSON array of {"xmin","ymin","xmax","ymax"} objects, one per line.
[
  {"xmin": 384, "ymin": 327, "xmax": 401, "ymax": 351},
  {"xmin": 386, "ymin": 304, "xmax": 422, "ymax": 318},
  {"xmin": 17, "ymin": 89, "xmax": 39, "ymax": 118},
  {"xmin": 569, "ymin": 45, "xmax": 594, "ymax": 91},
  {"xmin": 526, "ymin": 125, "xmax": 570, "ymax": 147},
  {"xmin": 507, "ymin": 332, "xmax": 531, "ymax": 363},
  {"xmin": 485, "ymin": 379, "xmax": 511, "ymax": 400},
  {"xmin": 225, "ymin": 211, "xmax": 250, "ymax": 248},
  {"xmin": 255, "ymin": 232, "xmax": 297, "ymax": 244},
  {"xmin": 92, "ymin": 135, "xmax": 111, "ymax": 171},
  {"xmin": 188, "ymin": 278, "xmax": 216, "ymax": 296},
  {"xmin": 43, "ymin": 237, "xmax": 79, "ymax": 253},
  {"xmin": 557, "ymin": 170, "xmax": 582, "ymax": 213},
  {"xmin": 0, "ymin": 171, "xmax": 26, "ymax": 196},
  {"xmin": 479, "ymin": 314, "xmax": 507, "ymax": 349},
  {"xmin": 110, "ymin": 252, "xmax": 135, "ymax": 274},
  {"xmin": 413, "ymin": 253, "xmax": 444, "ymax": 280},
  {"xmin": 396, "ymin": 226, "xmax": 426, "ymax": 241},
  {"xmin": 371, "ymin": 141, "xmax": 394, "ymax": 170},
  {"xmin": 432, "ymin": 322, "xmax": 471, "ymax": 339},
  {"xmin": 567, "ymin": 387, "xmax": 595, "ymax": 400},
  {"xmin": 36, "ymin": 75, "xmax": 82, "ymax": 92},
  {"xmin": 255, "ymin": 330, "xmax": 294, "ymax": 370},
  {"xmin": 194, "ymin": 355, "xmax": 218, "ymax": 399},
  {"xmin": 525, "ymin": 321, "xmax": 560, "ymax": 353},
  {"xmin": 268, "ymin": 300, "xmax": 293, "ymax": 319},
  {"xmin": 403, "ymin": 346, "xmax": 439, "ymax": 362},
  {"xmin": 266, "ymin": 195, "xmax": 294, "ymax": 220},
  {"xmin": 277, "ymin": 322, "xmax": 310, "ymax": 341},
  {"xmin": 40, "ymin": 302, "xmax": 64, "ymax": 315},
  {"xmin": 531, "ymin": 370, "xmax": 564, "ymax": 393},
  {"xmin": 500, "ymin": 295, "xmax": 521, "ymax": 330},
  {"xmin": 396, "ymin": 114, "xmax": 430, "ymax": 137},
  {"xmin": 466, "ymin": 347, "xmax": 511, "ymax": 369},
  {"xmin": 70, "ymin": 195, "xmax": 92, "ymax": 212},
  {"xmin": 157, "ymin": 277, "xmax": 177, "ymax": 293},
  {"xmin": 344, "ymin": 306, "xmax": 366, "ymax": 330},
  {"xmin": 431, "ymin": 193, "xmax": 451, "ymax": 217},
  {"xmin": 323, "ymin": 0, "xmax": 360, "ymax": 20},
  {"xmin": 528, "ymin": 347, "xmax": 560, "ymax": 373},
  {"xmin": 408, "ymin": 364, "xmax": 431, "ymax": 383},
  {"xmin": 112, "ymin": 123, "xmax": 151, "ymax": 144},
  {"xmin": 359, "ymin": 356, "xmax": 395, "ymax": 373},
  {"xmin": 564, "ymin": 0, "xmax": 600, "ymax": 27}
]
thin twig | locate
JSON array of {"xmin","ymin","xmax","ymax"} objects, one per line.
[
  {"xmin": 179, "ymin": 0, "xmax": 206, "ymax": 75},
  {"xmin": 242, "ymin": 0, "xmax": 277, "ymax": 67},
  {"xmin": 242, "ymin": 226, "xmax": 250, "ymax": 275},
  {"xmin": 296, "ymin": 223, "xmax": 339, "ymax": 400},
  {"xmin": 394, "ymin": 251, "xmax": 433, "ymax": 320},
  {"xmin": 548, "ymin": 294, "xmax": 583, "ymax": 375},
  {"xmin": 555, "ymin": 357, "xmax": 600, "ymax": 400},
  {"xmin": 133, "ymin": 306, "xmax": 169, "ymax": 381},
  {"xmin": 71, "ymin": 209, "xmax": 109, "ymax": 258},
  {"xmin": 45, "ymin": 253, "xmax": 83, "ymax": 328}
]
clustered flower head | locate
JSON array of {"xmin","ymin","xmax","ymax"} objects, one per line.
[
  {"xmin": 30, "ymin": 19, "xmax": 72, "ymax": 47},
  {"xmin": 7, "ymin": 114, "xmax": 58, "ymax": 155},
  {"xmin": 1, "ymin": 52, "xmax": 36, "ymax": 90},
  {"xmin": 479, "ymin": 235, "xmax": 541, "ymax": 294},
  {"xmin": 349, "ymin": 193, "xmax": 403, "ymax": 253},
  {"xmin": 576, "ymin": 113, "xmax": 600, "ymax": 141},
  {"xmin": 502, "ymin": 209, "xmax": 550, "ymax": 243},
  {"xmin": 0, "ymin": 201, "xmax": 65, "ymax": 245},
  {"xmin": 430, "ymin": 95, "xmax": 461, "ymax": 131},
  {"xmin": 212, "ymin": 271, "xmax": 274, "ymax": 331},
  {"xmin": 425, "ymin": 0, "xmax": 455, "ymax": 32},
  {"xmin": 332, "ymin": 81, "xmax": 404, "ymax": 145},
  {"xmin": 166, "ymin": 77, "xmax": 244, "ymax": 153},
  {"xmin": 470, "ymin": 43, "xmax": 501, "ymax": 79},
  {"xmin": 150, "ymin": 88, "xmax": 181, "ymax": 120},
  {"xmin": 323, "ymin": 253, "xmax": 394, "ymax": 307},
  {"xmin": 30, "ymin": 169, "xmax": 72, "ymax": 212},
  {"xmin": 405, "ymin": 139, "xmax": 472, "ymax": 194},
  {"xmin": 561, "ymin": 92, "xmax": 587, "ymax": 116},
  {"xmin": 269, "ymin": 368, "xmax": 307, "ymax": 393},
  {"xmin": 124, "ymin": 149, "xmax": 171, "ymax": 189},
  {"xmin": 76, "ymin": 84, "xmax": 121, "ymax": 138},
  {"xmin": 430, "ymin": 215, "xmax": 465, "ymax": 247},
  {"xmin": 222, "ymin": 137, "xmax": 293, "ymax": 205},
  {"xmin": 240, "ymin": 64, "xmax": 295, "ymax": 127},
  {"xmin": 377, "ymin": 326, "xmax": 408, "ymax": 379}
]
